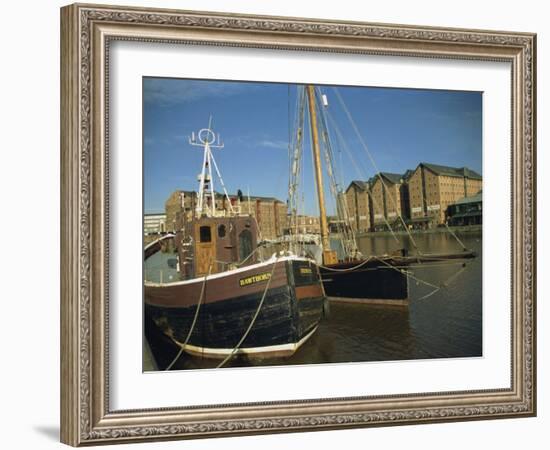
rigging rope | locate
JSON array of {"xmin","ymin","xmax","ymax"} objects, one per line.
[
  {"xmin": 444, "ymin": 222, "xmax": 468, "ymax": 251},
  {"xmin": 216, "ymin": 257, "xmax": 280, "ymax": 368},
  {"xmin": 415, "ymin": 262, "xmax": 470, "ymax": 301},
  {"xmin": 164, "ymin": 263, "xmax": 212, "ymax": 371},
  {"xmin": 314, "ymin": 87, "xmax": 360, "ymax": 258},
  {"xmin": 287, "ymin": 86, "xmax": 308, "ymax": 256},
  {"xmin": 372, "ymin": 255, "xmax": 439, "ymax": 289},
  {"xmin": 325, "ymin": 109, "xmax": 400, "ymax": 244},
  {"xmin": 332, "ymin": 87, "xmax": 421, "ymax": 253},
  {"xmin": 372, "ymin": 254, "xmax": 474, "ymax": 301}
]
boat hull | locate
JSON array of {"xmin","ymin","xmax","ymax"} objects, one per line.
[
  {"xmin": 144, "ymin": 257, "xmax": 325, "ymax": 360},
  {"xmin": 320, "ymin": 259, "xmax": 409, "ymax": 306}
]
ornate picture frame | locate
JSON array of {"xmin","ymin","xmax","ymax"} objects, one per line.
[{"xmin": 60, "ymin": 3, "xmax": 536, "ymax": 446}]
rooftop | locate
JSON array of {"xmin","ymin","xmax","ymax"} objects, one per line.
[
  {"xmin": 451, "ymin": 191, "xmax": 482, "ymax": 205},
  {"xmin": 420, "ymin": 162, "xmax": 482, "ymax": 180},
  {"xmin": 378, "ymin": 172, "xmax": 404, "ymax": 185},
  {"xmin": 346, "ymin": 180, "xmax": 369, "ymax": 192},
  {"xmin": 169, "ymin": 189, "xmax": 285, "ymax": 203}
]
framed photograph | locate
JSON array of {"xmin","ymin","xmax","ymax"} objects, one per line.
[{"xmin": 60, "ymin": 3, "xmax": 536, "ymax": 446}]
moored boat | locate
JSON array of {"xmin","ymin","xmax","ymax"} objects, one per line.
[
  {"xmin": 145, "ymin": 254, "xmax": 324, "ymax": 359},
  {"xmin": 287, "ymin": 85, "xmax": 477, "ymax": 306},
  {"xmin": 319, "ymin": 258, "xmax": 409, "ymax": 306},
  {"xmin": 144, "ymin": 121, "xmax": 325, "ymax": 364}
]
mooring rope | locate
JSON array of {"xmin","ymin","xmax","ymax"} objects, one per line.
[
  {"xmin": 164, "ymin": 264, "xmax": 212, "ymax": 371},
  {"xmin": 444, "ymin": 222, "xmax": 469, "ymax": 251},
  {"xmin": 236, "ymin": 244, "xmax": 264, "ymax": 267},
  {"xmin": 415, "ymin": 262, "xmax": 470, "ymax": 301},
  {"xmin": 372, "ymin": 255, "xmax": 439, "ymax": 289},
  {"xmin": 216, "ymin": 257, "xmax": 279, "ymax": 369}
]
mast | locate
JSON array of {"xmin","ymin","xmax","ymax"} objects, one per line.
[
  {"xmin": 189, "ymin": 118, "xmax": 233, "ymax": 217},
  {"xmin": 306, "ymin": 85, "xmax": 338, "ymax": 265}
]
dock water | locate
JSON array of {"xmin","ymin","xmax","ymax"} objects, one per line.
[{"xmin": 144, "ymin": 230, "xmax": 482, "ymax": 371}]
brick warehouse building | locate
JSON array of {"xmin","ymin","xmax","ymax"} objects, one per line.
[
  {"xmin": 407, "ymin": 163, "xmax": 482, "ymax": 226},
  {"xmin": 164, "ymin": 190, "xmax": 288, "ymax": 240},
  {"xmin": 369, "ymin": 172, "xmax": 409, "ymax": 231},
  {"xmin": 345, "ymin": 162, "xmax": 482, "ymax": 232},
  {"xmin": 344, "ymin": 180, "xmax": 370, "ymax": 233}
]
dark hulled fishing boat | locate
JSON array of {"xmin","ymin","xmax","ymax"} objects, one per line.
[
  {"xmin": 145, "ymin": 122, "xmax": 325, "ymax": 363},
  {"xmin": 145, "ymin": 250, "xmax": 323, "ymax": 358}
]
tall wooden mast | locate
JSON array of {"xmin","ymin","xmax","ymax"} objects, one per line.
[{"xmin": 306, "ymin": 85, "xmax": 338, "ymax": 265}]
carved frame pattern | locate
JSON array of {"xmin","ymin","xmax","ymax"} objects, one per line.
[{"xmin": 60, "ymin": 3, "xmax": 536, "ymax": 446}]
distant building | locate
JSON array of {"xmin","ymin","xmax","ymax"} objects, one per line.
[
  {"xmin": 370, "ymin": 172, "xmax": 408, "ymax": 231},
  {"xmin": 164, "ymin": 190, "xmax": 287, "ymax": 240},
  {"xmin": 287, "ymin": 214, "xmax": 321, "ymax": 235},
  {"xmin": 143, "ymin": 213, "xmax": 166, "ymax": 235},
  {"xmin": 244, "ymin": 195, "xmax": 288, "ymax": 240},
  {"xmin": 446, "ymin": 191, "xmax": 482, "ymax": 226},
  {"xmin": 165, "ymin": 190, "xmax": 197, "ymax": 232},
  {"xmin": 344, "ymin": 180, "xmax": 370, "ymax": 233},
  {"xmin": 407, "ymin": 163, "xmax": 482, "ymax": 226}
]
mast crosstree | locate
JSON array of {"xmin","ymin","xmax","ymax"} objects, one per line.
[{"xmin": 189, "ymin": 118, "xmax": 235, "ymax": 218}]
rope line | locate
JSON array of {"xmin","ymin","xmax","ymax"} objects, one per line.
[
  {"xmin": 332, "ymin": 87, "xmax": 421, "ymax": 253},
  {"xmin": 216, "ymin": 257, "xmax": 280, "ymax": 369},
  {"xmin": 444, "ymin": 222, "xmax": 468, "ymax": 251},
  {"xmin": 325, "ymin": 109, "xmax": 400, "ymax": 245},
  {"xmin": 415, "ymin": 262, "xmax": 470, "ymax": 301},
  {"xmin": 372, "ymin": 256, "xmax": 439, "ymax": 289},
  {"xmin": 164, "ymin": 264, "xmax": 212, "ymax": 371}
]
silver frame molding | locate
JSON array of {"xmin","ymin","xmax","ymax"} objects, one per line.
[{"xmin": 60, "ymin": 3, "xmax": 536, "ymax": 446}]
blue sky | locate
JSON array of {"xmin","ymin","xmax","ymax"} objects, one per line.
[{"xmin": 143, "ymin": 78, "xmax": 482, "ymax": 215}]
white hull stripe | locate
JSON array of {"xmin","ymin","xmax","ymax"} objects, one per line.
[
  {"xmin": 177, "ymin": 326, "xmax": 318, "ymax": 358},
  {"xmin": 145, "ymin": 255, "xmax": 315, "ymax": 288}
]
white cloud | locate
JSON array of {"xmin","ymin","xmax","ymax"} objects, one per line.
[{"xmin": 259, "ymin": 139, "xmax": 288, "ymax": 150}]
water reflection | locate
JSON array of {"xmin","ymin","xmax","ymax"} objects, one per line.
[{"xmin": 145, "ymin": 231, "xmax": 482, "ymax": 370}]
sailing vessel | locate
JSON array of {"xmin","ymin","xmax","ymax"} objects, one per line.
[
  {"xmin": 287, "ymin": 85, "xmax": 476, "ymax": 306},
  {"xmin": 144, "ymin": 122, "xmax": 326, "ymax": 363}
]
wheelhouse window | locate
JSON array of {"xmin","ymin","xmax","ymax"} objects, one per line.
[
  {"xmin": 199, "ymin": 226, "xmax": 212, "ymax": 243},
  {"xmin": 218, "ymin": 224, "xmax": 226, "ymax": 238},
  {"xmin": 238, "ymin": 229, "xmax": 253, "ymax": 261}
]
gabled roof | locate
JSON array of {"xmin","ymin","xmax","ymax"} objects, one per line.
[
  {"xmin": 421, "ymin": 162, "xmax": 482, "ymax": 180},
  {"xmin": 379, "ymin": 172, "xmax": 403, "ymax": 185},
  {"xmin": 402, "ymin": 169, "xmax": 415, "ymax": 180},
  {"xmin": 345, "ymin": 180, "xmax": 368, "ymax": 192}
]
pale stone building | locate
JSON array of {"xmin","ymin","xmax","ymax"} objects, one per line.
[{"xmin": 143, "ymin": 213, "xmax": 166, "ymax": 235}]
